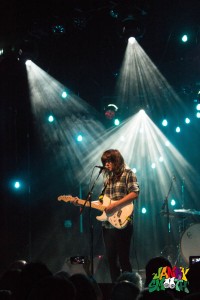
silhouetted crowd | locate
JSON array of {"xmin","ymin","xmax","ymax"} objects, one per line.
[{"xmin": 0, "ymin": 256, "xmax": 200, "ymax": 300}]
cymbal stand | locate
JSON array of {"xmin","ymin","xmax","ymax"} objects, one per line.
[
  {"xmin": 180, "ymin": 178, "xmax": 187, "ymax": 234},
  {"xmin": 161, "ymin": 176, "xmax": 175, "ymax": 233},
  {"xmin": 174, "ymin": 178, "xmax": 187, "ymax": 265}
]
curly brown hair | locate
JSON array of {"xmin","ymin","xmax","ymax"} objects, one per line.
[{"xmin": 101, "ymin": 149, "xmax": 125, "ymax": 177}]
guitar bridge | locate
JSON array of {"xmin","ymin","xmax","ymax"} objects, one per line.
[{"xmin": 119, "ymin": 215, "xmax": 132, "ymax": 226}]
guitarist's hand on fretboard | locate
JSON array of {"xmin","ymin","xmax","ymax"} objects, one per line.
[{"xmin": 70, "ymin": 196, "xmax": 80, "ymax": 206}]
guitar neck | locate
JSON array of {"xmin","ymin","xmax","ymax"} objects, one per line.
[{"xmin": 77, "ymin": 199, "xmax": 105, "ymax": 212}]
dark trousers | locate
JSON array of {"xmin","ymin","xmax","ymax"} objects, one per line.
[{"xmin": 102, "ymin": 224, "xmax": 133, "ymax": 283}]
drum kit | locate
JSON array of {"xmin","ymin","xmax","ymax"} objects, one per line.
[{"xmin": 161, "ymin": 208, "xmax": 200, "ymax": 265}]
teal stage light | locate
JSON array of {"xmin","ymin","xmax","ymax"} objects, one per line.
[
  {"xmin": 162, "ymin": 119, "xmax": 168, "ymax": 127},
  {"xmin": 62, "ymin": 91, "xmax": 68, "ymax": 99},
  {"xmin": 114, "ymin": 119, "xmax": 120, "ymax": 126},
  {"xmin": 14, "ymin": 181, "xmax": 21, "ymax": 189},
  {"xmin": 48, "ymin": 115, "xmax": 54, "ymax": 123},
  {"xmin": 196, "ymin": 103, "xmax": 200, "ymax": 111},
  {"xmin": 181, "ymin": 34, "xmax": 188, "ymax": 42},
  {"xmin": 185, "ymin": 117, "xmax": 190, "ymax": 124},
  {"xmin": 171, "ymin": 199, "xmax": 176, "ymax": 206},
  {"xmin": 77, "ymin": 134, "xmax": 83, "ymax": 142},
  {"xmin": 141, "ymin": 207, "xmax": 147, "ymax": 214}
]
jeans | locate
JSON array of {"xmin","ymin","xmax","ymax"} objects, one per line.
[{"xmin": 103, "ymin": 223, "xmax": 133, "ymax": 282}]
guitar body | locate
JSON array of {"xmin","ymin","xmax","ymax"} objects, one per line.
[
  {"xmin": 57, "ymin": 195, "xmax": 134, "ymax": 229},
  {"xmin": 96, "ymin": 195, "xmax": 134, "ymax": 229}
]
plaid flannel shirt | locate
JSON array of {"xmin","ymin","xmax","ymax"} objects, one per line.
[{"xmin": 102, "ymin": 168, "xmax": 139, "ymax": 228}]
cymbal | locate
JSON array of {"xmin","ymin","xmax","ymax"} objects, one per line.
[
  {"xmin": 160, "ymin": 211, "xmax": 174, "ymax": 217},
  {"xmin": 160, "ymin": 211, "xmax": 186, "ymax": 219},
  {"xmin": 174, "ymin": 209, "xmax": 200, "ymax": 216}
]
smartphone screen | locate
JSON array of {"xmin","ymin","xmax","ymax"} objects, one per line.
[
  {"xmin": 70, "ymin": 256, "xmax": 85, "ymax": 265},
  {"xmin": 189, "ymin": 256, "xmax": 200, "ymax": 267}
]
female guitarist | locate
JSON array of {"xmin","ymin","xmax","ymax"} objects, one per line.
[{"xmin": 100, "ymin": 149, "xmax": 140, "ymax": 283}]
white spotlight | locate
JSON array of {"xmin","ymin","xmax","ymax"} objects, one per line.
[
  {"xmin": 25, "ymin": 60, "xmax": 32, "ymax": 66},
  {"xmin": 139, "ymin": 109, "xmax": 146, "ymax": 115},
  {"xmin": 128, "ymin": 37, "xmax": 136, "ymax": 44}
]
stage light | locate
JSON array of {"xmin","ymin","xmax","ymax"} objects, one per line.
[
  {"xmin": 181, "ymin": 34, "xmax": 188, "ymax": 42},
  {"xmin": 121, "ymin": 15, "xmax": 145, "ymax": 41},
  {"xmin": 52, "ymin": 24, "xmax": 65, "ymax": 34},
  {"xmin": 14, "ymin": 181, "xmax": 21, "ymax": 189},
  {"xmin": 171, "ymin": 199, "xmax": 176, "ymax": 206},
  {"xmin": 110, "ymin": 9, "xmax": 118, "ymax": 19},
  {"xmin": 141, "ymin": 207, "xmax": 147, "ymax": 214},
  {"xmin": 48, "ymin": 115, "xmax": 54, "ymax": 123},
  {"xmin": 196, "ymin": 112, "xmax": 200, "ymax": 118},
  {"xmin": 108, "ymin": 104, "xmax": 118, "ymax": 111},
  {"xmin": 25, "ymin": 60, "xmax": 32, "ymax": 66},
  {"xmin": 151, "ymin": 163, "xmax": 156, "ymax": 169},
  {"xmin": 139, "ymin": 109, "xmax": 145, "ymax": 115},
  {"xmin": 185, "ymin": 117, "xmax": 190, "ymax": 124},
  {"xmin": 105, "ymin": 110, "xmax": 115, "ymax": 119},
  {"xmin": 196, "ymin": 103, "xmax": 200, "ymax": 111},
  {"xmin": 62, "ymin": 91, "xmax": 68, "ymax": 99},
  {"xmin": 0, "ymin": 48, "xmax": 3, "ymax": 55},
  {"xmin": 132, "ymin": 167, "xmax": 137, "ymax": 173},
  {"xmin": 159, "ymin": 156, "xmax": 164, "ymax": 162},
  {"xmin": 77, "ymin": 134, "xmax": 83, "ymax": 142},
  {"xmin": 162, "ymin": 119, "xmax": 168, "ymax": 127},
  {"xmin": 175, "ymin": 126, "xmax": 181, "ymax": 133},
  {"xmin": 128, "ymin": 37, "xmax": 136, "ymax": 44},
  {"xmin": 114, "ymin": 118, "xmax": 120, "ymax": 126},
  {"xmin": 104, "ymin": 103, "xmax": 118, "ymax": 120}
]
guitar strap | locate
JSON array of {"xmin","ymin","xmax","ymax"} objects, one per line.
[{"xmin": 98, "ymin": 179, "xmax": 109, "ymax": 203}]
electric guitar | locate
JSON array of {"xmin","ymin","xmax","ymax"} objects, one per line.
[{"xmin": 57, "ymin": 195, "xmax": 134, "ymax": 229}]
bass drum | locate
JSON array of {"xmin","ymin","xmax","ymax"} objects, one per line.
[{"xmin": 181, "ymin": 223, "xmax": 200, "ymax": 264}]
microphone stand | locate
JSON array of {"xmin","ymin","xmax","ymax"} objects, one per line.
[
  {"xmin": 80, "ymin": 167, "xmax": 103, "ymax": 276},
  {"xmin": 160, "ymin": 176, "xmax": 175, "ymax": 262}
]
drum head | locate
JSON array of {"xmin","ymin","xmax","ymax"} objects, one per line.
[{"xmin": 181, "ymin": 223, "xmax": 200, "ymax": 264}]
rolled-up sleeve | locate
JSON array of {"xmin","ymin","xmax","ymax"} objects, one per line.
[{"xmin": 127, "ymin": 171, "xmax": 140, "ymax": 194}]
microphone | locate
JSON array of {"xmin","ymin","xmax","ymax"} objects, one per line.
[{"xmin": 95, "ymin": 166, "xmax": 106, "ymax": 170}]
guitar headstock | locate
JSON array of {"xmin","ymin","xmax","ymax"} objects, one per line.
[{"xmin": 57, "ymin": 195, "xmax": 75, "ymax": 203}]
